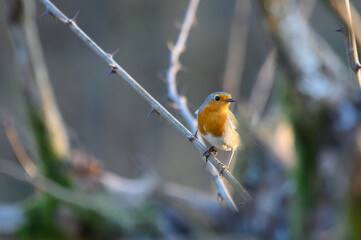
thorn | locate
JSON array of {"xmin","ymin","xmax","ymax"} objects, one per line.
[
  {"xmin": 103, "ymin": 70, "xmax": 113, "ymax": 80},
  {"xmin": 336, "ymin": 26, "xmax": 344, "ymax": 33},
  {"xmin": 167, "ymin": 41, "xmax": 174, "ymax": 51},
  {"xmin": 109, "ymin": 48, "xmax": 120, "ymax": 59},
  {"xmin": 39, "ymin": 8, "xmax": 51, "ymax": 18},
  {"xmin": 217, "ymin": 193, "xmax": 224, "ymax": 205},
  {"xmin": 39, "ymin": 8, "xmax": 57, "ymax": 22},
  {"xmin": 355, "ymin": 62, "xmax": 361, "ymax": 72},
  {"xmin": 103, "ymin": 64, "xmax": 118, "ymax": 80},
  {"xmin": 146, "ymin": 108, "xmax": 161, "ymax": 120},
  {"xmin": 60, "ymin": 10, "xmax": 80, "ymax": 25},
  {"xmin": 110, "ymin": 64, "xmax": 118, "ymax": 73},
  {"xmin": 72, "ymin": 10, "xmax": 80, "ymax": 23},
  {"xmin": 188, "ymin": 130, "xmax": 198, "ymax": 142}
]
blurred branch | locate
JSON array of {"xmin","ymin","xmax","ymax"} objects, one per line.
[
  {"xmin": 258, "ymin": 0, "xmax": 354, "ymax": 238},
  {"xmin": 222, "ymin": 0, "xmax": 251, "ymax": 99},
  {"xmin": 4, "ymin": 0, "xmax": 69, "ymax": 160},
  {"xmin": 0, "ymin": 158, "xmax": 135, "ymax": 230},
  {"xmin": 101, "ymin": 171, "xmax": 220, "ymax": 211},
  {"xmin": 164, "ymin": 0, "xmax": 241, "ymax": 211},
  {"xmin": 4, "ymin": 0, "xmax": 71, "ymax": 187},
  {"xmin": 259, "ymin": 0, "xmax": 349, "ymax": 101},
  {"xmin": 336, "ymin": 0, "xmax": 361, "ymax": 86},
  {"xmin": 37, "ymin": 0, "xmax": 250, "ymax": 206},
  {"xmin": 249, "ymin": 48, "xmax": 277, "ymax": 125}
]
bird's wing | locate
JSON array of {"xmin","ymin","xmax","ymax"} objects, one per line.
[{"xmin": 228, "ymin": 111, "xmax": 239, "ymax": 130}]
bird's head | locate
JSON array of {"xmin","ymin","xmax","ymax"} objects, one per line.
[{"xmin": 200, "ymin": 92, "xmax": 235, "ymax": 112}]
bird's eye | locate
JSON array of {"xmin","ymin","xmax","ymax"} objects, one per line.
[{"xmin": 214, "ymin": 96, "xmax": 220, "ymax": 101}]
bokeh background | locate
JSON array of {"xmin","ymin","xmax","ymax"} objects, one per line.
[{"xmin": 1, "ymin": 0, "xmax": 361, "ymax": 239}]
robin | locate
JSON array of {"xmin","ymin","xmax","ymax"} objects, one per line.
[{"xmin": 195, "ymin": 92, "xmax": 241, "ymax": 172}]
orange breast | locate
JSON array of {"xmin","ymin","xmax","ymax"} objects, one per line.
[{"xmin": 198, "ymin": 103, "xmax": 229, "ymax": 137}]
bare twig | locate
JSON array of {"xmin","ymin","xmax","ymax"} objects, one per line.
[
  {"xmin": 336, "ymin": 0, "xmax": 361, "ymax": 86},
  {"xmin": 166, "ymin": 0, "xmax": 199, "ymax": 131},
  {"xmin": 37, "ymin": 0, "xmax": 250, "ymax": 206}
]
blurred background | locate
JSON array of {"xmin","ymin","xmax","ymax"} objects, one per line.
[{"xmin": 1, "ymin": 0, "xmax": 361, "ymax": 239}]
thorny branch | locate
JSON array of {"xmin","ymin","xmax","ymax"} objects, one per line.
[
  {"xmin": 37, "ymin": 0, "xmax": 250, "ymax": 207},
  {"xmin": 165, "ymin": 0, "xmax": 239, "ymax": 210},
  {"xmin": 336, "ymin": 0, "xmax": 361, "ymax": 86}
]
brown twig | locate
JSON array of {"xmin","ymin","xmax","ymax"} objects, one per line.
[{"xmin": 3, "ymin": 119, "xmax": 37, "ymax": 178}]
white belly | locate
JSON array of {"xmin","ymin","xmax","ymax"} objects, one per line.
[{"xmin": 201, "ymin": 133, "xmax": 232, "ymax": 151}]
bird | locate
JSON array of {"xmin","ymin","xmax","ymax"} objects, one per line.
[{"xmin": 195, "ymin": 92, "xmax": 241, "ymax": 172}]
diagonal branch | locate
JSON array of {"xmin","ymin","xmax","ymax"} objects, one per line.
[{"xmin": 37, "ymin": 0, "xmax": 250, "ymax": 207}]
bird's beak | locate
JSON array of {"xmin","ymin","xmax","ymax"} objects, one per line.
[{"xmin": 225, "ymin": 98, "xmax": 236, "ymax": 102}]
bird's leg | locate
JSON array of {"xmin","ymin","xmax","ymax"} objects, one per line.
[
  {"xmin": 188, "ymin": 130, "xmax": 198, "ymax": 142},
  {"xmin": 218, "ymin": 150, "xmax": 236, "ymax": 178},
  {"xmin": 202, "ymin": 146, "xmax": 218, "ymax": 161},
  {"xmin": 217, "ymin": 162, "xmax": 227, "ymax": 178},
  {"xmin": 226, "ymin": 150, "xmax": 236, "ymax": 168}
]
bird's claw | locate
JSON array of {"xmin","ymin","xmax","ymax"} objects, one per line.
[
  {"xmin": 203, "ymin": 146, "xmax": 218, "ymax": 162},
  {"xmin": 217, "ymin": 162, "xmax": 228, "ymax": 178}
]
